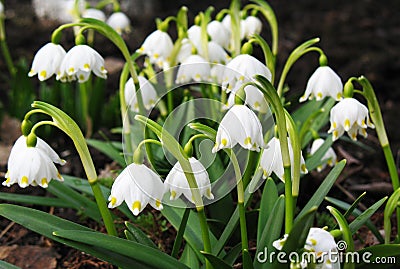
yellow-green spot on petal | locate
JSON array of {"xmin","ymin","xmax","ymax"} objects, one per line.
[
  {"xmin": 41, "ymin": 178, "xmax": 48, "ymax": 187},
  {"xmin": 254, "ymin": 101, "xmax": 260, "ymax": 108},
  {"xmin": 344, "ymin": 119, "xmax": 351, "ymax": 129},
  {"xmin": 132, "ymin": 201, "xmax": 141, "ymax": 216},
  {"xmin": 194, "ymin": 74, "xmax": 201, "ymax": 80},
  {"xmin": 138, "ymin": 46, "xmax": 145, "ymax": 52},
  {"xmin": 337, "ymin": 92, "xmax": 342, "ymax": 99},
  {"xmin": 153, "ymin": 53, "xmax": 159, "ymax": 59},
  {"xmin": 29, "ymin": 69, "xmax": 34, "ymax": 75},
  {"xmin": 238, "ymin": 75, "xmax": 245, "ymax": 81},
  {"xmin": 57, "ymin": 173, "xmax": 62, "ymax": 179},
  {"xmin": 110, "ymin": 196, "xmax": 117, "ymax": 206},
  {"xmin": 5, "ymin": 178, "xmax": 10, "ymax": 184},
  {"xmin": 244, "ymin": 137, "xmax": 252, "ymax": 145},
  {"xmin": 361, "ymin": 119, "xmax": 366, "ymax": 127},
  {"xmin": 301, "ymin": 164, "xmax": 307, "ymax": 173},
  {"xmin": 310, "ymin": 238, "xmax": 317, "ymax": 246},
  {"xmin": 83, "ymin": 63, "xmax": 90, "ymax": 70},
  {"xmin": 79, "ymin": 74, "xmax": 85, "ymax": 81},
  {"xmin": 333, "ymin": 130, "xmax": 338, "ymax": 139},
  {"xmin": 327, "ymin": 159, "xmax": 333, "ymax": 166},
  {"xmin": 221, "ymin": 138, "xmax": 227, "ymax": 146},
  {"xmin": 317, "ymin": 92, "xmax": 323, "ymax": 99},
  {"xmin": 332, "ymin": 122, "xmax": 337, "ymax": 129},
  {"xmin": 39, "ymin": 70, "xmax": 47, "ymax": 79},
  {"xmin": 155, "ymin": 199, "xmax": 162, "ymax": 208},
  {"xmin": 68, "ymin": 67, "xmax": 75, "ymax": 74},
  {"xmin": 170, "ymin": 190, "xmax": 177, "ymax": 199},
  {"xmin": 21, "ymin": 176, "xmax": 29, "ymax": 186}
]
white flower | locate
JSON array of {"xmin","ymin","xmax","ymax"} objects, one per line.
[
  {"xmin": 28, "ymin": 43, "xmax": 66, "ymax": 81},
  {"xmin": 3, "ymin": 136, "xmax": 65, "ymax": 188},
  {"xmin": 137, "ymin": 30, "xmax": 173, "ymax": 69},
  {"xmin": 224, "ymin": 84, "xmax": 269, "ymax": 113},
  {"xmin": 207, "ymin": 20, "xmax": 231, "ymax": 50},
  {"xmin": 0, "ymin": 2, "xmax": 4, "ymax": 15},
  {"xmin": 124, "ymin": 76, "xmax": 158, "ymax": 112},
  {"xmin": 106, "ymin": 12, "xmax": 131, "ymax": 34},
  {"xmin": 260, "ymin": 137, "xmax": 307, "ymax": 181},
  {"xmin": 213, "ymin": 105, "xmax": 264, "ymax": 153},
  {"xmin": 310, "ymin": 138, "xmax": 337, "ymax": 172},
  {"xmin": 82, "ymin": 8, "xmax": 106, "ymax": 22},
  {"xmin": 221, "ymin": 15, "xmax": 246, "ymax": 40},
  {"xmin": 176, "ymin": 38, "xmax": 194, "ymax": 64},
  {"xmin": 57, "ymin": 45, "xmax": 107, "ymax": 83},
  {"xmin": 300, "ymin": 66, "xmax": 343, "ymax": 102},
  {"xmin": 242, "ymin": 16, "xmax": 262, "ymax": 39},
  {"xmin": 223, "ymin": 54, "xmax": 272, "ymax": 92},
  {"xmin": 165, "ymin": 157, "xmax": 214, "ymax": 203},
  {"xmin": 273, "ymin": 228, "xmax": 340, "ymax": 269},
  {"xmin": 108, "ymin": 163, "xmax": 165, "ymax": 216},
  {"xmin": 187, "ymin": 25, "xmax": 202, "ymax": 50},
  {"xmin": 328, "ymin": 98, "xmax": 374, "ymax": 141},
  {"xmin": 176, "ymin": 55, "xmax": 211, "ymax": 83},
  {"xmin": 207, "ymin": 41, "xmax": 230, "ymax": 64}
]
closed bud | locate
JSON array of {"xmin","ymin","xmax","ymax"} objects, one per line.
[
  {"xmin": 241, "ymin": 42, "xmax": 253, "ymax": 55},
  {"xmin": 343, "ymin": 80, "xmax": 354, "ymax": 98}
]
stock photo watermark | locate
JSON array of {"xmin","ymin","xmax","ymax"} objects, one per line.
[{"xmin": 256, "ymin": 240, "xmax": 398, "ymax": 265}]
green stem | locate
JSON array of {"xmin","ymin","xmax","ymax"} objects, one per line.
[
  {"xmin": 197, "ymin": 207, "xmax": 212, "ymax": 269},
  {"xmin": 0, "ymin": 17, "xmax": 16, "ymax": 77},
  {"xmin": 165, "ymin": 67, "xmax": 174, "ymax": 113},
  {"xmin": 229, "ymin": 0, "xmax": 242, "ymax": 57},
  {"xmin": 79, "ymin": 82, "xmax": 92, "ymax": 137},
  {"xmin": 171, "ymin": 208, "xmax": 191, "ymax": 258},
  {"xmin": 284, "ymin": 166, "xmax": 293, "ymax": 233}
]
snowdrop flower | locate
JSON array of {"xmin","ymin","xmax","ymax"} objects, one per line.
[
  {"xmin": 176, "ymin": 55, "xmax": 211, "ymax": 83},
  {"xmin": 242, "ymin": 16, "xmax": 262, "ymax": 39},
  {"xmin": 137, "ymin": 30, "xmax": 173, "ymax": 69},
  {"xmin": 106, "ymin": 12, "xmax": 131, "ymax": 34},
  {"xmin": 224, "ymin": 84, "xmax": 269, "ymax": 113},
  {"xmin": 213, "ymin": 105, "xmax": 264, "ymax": 153},
  {"xmin": 223, "ymin": 54, "xmax": 272, "ymax": 92},
  {"xmin": 28, "ymin": 43, "xmax": 66, "ymax": 81},
  {"xmin": 310, "ymin": 138, "xmax": 337, "ymax": 172},
  {"xmin": 57, "ymin": 45, "xmax": 107, "ymax": 83},
  {"xmin": 3, "ymin": 135, "xmax": 65, "ymax": 188},
  {"xmin": 207, "ymin": 41, "xmax": 230, "ymax": 64},
  {"xmin": 187, "ymin": 25, "xmax": 202, "ymax": 50},
  {"xmin": 0, "ymin": 2, "xmax": 4, "ymax": 15},
  {"xmin": 260, "ymin": 137, "xmax": 307, "ymax": 181},
  {"xmin": 328, "ymin": 98, "xmax": 374, "ymax": 141},
  {"xmin": 273, "ymin": 228, "xmax": 340, "ymax": 269},
  {"xmin": 82, "ymin": 8, "xmax": 106, "ymax": 22},
  {"xmin": 300, "ymin": 66, "xmax": 343, "ymax": 102},
  {"xmin": 221, "ymin": 14, "xmax": 246, "ymax": 40},
  {"xmin": 165, "ymin": 157, "xmax": 214, "ymax": 203},
  {"xmin": 124, "ymin": 76, "xmax": 158, "ymax": 112},
  {"xmin": 207, "ymin": 20, "xmax": 231, "ymax": 50},
  {"xmin": 176, "ymin": 38, "xmax": 194, "ymax": 64},
  {"xmin": 108, "ymin": 163, "xmax": 165, "ymax": 216}
]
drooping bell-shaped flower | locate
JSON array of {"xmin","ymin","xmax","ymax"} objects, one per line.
[
  {"xmin": 221, "ymin": 14, "xmax": 246, "ymax": 40},
  {"xmin": 328, "ymin": 98, "xmax": 374, "ymax": 141},
  {"xmin": 224, "ymin": 84, "xmax": 269, "ymax": 113},
  {"xmin": 213, "ymin": 105, "xmax": 264, "ymax": 153},
  {"xmin": 137, "ymin": 30, "xmax": 173, "ymax": 69},
  {"xmin": 28, "ymin": 43, "xmax": 66, "ymax": 81},
  {"xmin": 207, "ymin": 20, "xmax": 231, "ymax": 50},
  {"xmin": 57, "ymin": 45, "xmax": 107, "ymax": 83},
  {"xmin": 106, "ymin": 12, "xmax": 131, "ymax": 34},
  {"xmin": 108, "ymin": 163, "xmax": 165, "ymax": 216},
  {"xmin": 207, "ymin": 41, "xmax": 230, "ymax": 64},
  {"xmin": 187, "ymin": 25, "xmax": 202, "ymax": 50},
  {"xmin": 0, "ymin": 2, "xmax": 4, "ymax": 15},
  {"xmin": 259, "ymin": 137, "xmax": 307, "ymax": 181},
  {"xmin": 176, "ymin": 55, "xmax": 211, "ymax": 83},
  {"xmin": 223, "ymin": 54, "xmax": 272, "ymax": 92},
  {"xmin": 82, "ymin": 8, "xmax": 106, "ymax": 22},
  {"xmin": 242, "ymin": 16, "xmax": 262, "ymax": 39},
  {"xmin": 3, "ymin": 135, "xmax": 65, "ymax": 188},
  {"xmin": 165, "ymin": 157, "xmax": 214, "ymax": 204},
  {"xmin": 124, "ymin": 76, "xmax": 158, "ymax": 112},
  {"xmin": 310, "ymin": 138, "xmax": 337, "ymax": 172},
  {"xmin": 300, "ymin": 66, "xmax": 343, "ymax": 102}
]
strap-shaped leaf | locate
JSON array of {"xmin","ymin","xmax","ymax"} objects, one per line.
[
  {"xmin": 0, "ymin": 260, "xmax": 21, "ymax": 269},
  {"xmin": 356, "ymin": 244, "xmax": 400, "ymax": 269},
  {"xmin": 124, "ymin": 221, "xmax": 157, "ymax": 249},
  {"xmin": 257, "ymin": 178, "xmax": 279, "ymax": 243},
  {"xmin": 0, "ymin": 192, "xmax": 66, "ymax": 207},
  {"xmin": 201, "ymin": 251, "xmax": 232, "ymax": 269},
  {"xmin": 53, "ymin": 230, "xmax": 189, "ymax": 269}
]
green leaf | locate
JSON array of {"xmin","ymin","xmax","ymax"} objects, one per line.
[
  {"xmin": 86, "ymin": 138, "xmax": 125, "ymax": 166},
  {"xmin": 349, "ymin": 196, "xmax": 387, "ymax": 234},
  {"xmin": 0, "ymin": 204, "xmax": 151, "ymax": 268},
  {"xmin": 255, "ymin": 195, "xmax": 285, "ymax": 269},
  {"xmin": 243, "ymin": 249, "xmax": 254, "ymax": 269},
  {"xmin": 124, "ymin": 221, "xmax": 157, "ymax": 249},
  {"xmin": 384, "ymin": 188, "xmax": 400, "ymax": 243},
  {"xmin": 222, "ymin": 243, "xmax": 242, "ymax": 266},
  {"xmin": 325, "ymin": 196, "xmax": 384, "ymax": 243},
  {"xmin": 180, "ymin": 244, "xmax": 200, "ymax": 269},
  {"xmin": 327, "ymin": 206, "xmax": 355, "ymax": 269},
  {"xmin": 296, "ymin": 160, "xmax": 346, "ymax": 221},
  {"xmin": 257, "ymin": 178, "xmax": 279, "ymax": 244},
  {"xmin": 47, "ymin": 180, "xmax": 102, "ymax": 222},
  {"xmin": 0, "ymin": 192, "xmax": 66, "ymax": 207},
  {"xmin": 0, "ymin": 260, "xmax": 22, "ymax": 269},
  {"xmin": 305, "ymin": 136, "xmax": 333, "ymax": 171},
  {"xmin": 54, "ymin": 230, "xmax": 189, "ymax": 269},
  {"xmin": 201, "ymin": 251, "xmax": 232, "ymax": 269},
  {"xmin": 356, "ymin": 244, "xmax": 400, "ymax": 269}
]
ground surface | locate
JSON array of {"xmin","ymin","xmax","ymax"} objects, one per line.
[{"xmin": 0, "ymin": 0, "xmax": 399, "ymax": 268}]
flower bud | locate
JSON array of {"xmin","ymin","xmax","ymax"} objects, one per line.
[
  {"xmin": 319, "ymin": 53, "xmax": 328, "ymax": 66},
  {"xmin": 343, "ymin": 80, "xmax": 354, "ymax": 98},
  {"xmin": 241, "ymin": 42, "xmax": 253, "ymax": 55},
  {"xmin": 21, "ymin": 119, "xmax": 33, "ymax": 137},
  {"xmin": 26, "ymin": 132, "xmax": 37, "ymax": 148}
]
